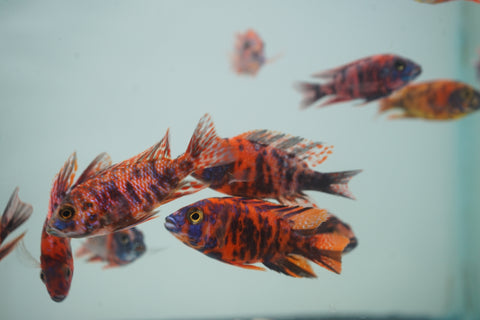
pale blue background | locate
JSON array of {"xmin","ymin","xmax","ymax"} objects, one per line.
[{"xmin": 0, "ymin": 1, "xmax": 479, "ymax": 319}]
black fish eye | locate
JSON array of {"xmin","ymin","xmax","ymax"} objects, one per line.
[
  {"xmin": 394, "ymin": 60, "xmax": 406, "ymax": 72},
  {"xmin": 40, "ymin": 271, "xmax": 46, "ymax": 283},
  {"xmin": 59, "ymin": 205, "xmax": 75, "ymax": 221},
  {"xmin": 187, "ymin": 207, "xmax": 204, "ymax": 224},
  {"xmin": 65, "ymin": 267, "xmax": 71, "ymax": 278},
  {"xmin": 120, "ymin": 234, "xmax": 130, "ymax": 245}
]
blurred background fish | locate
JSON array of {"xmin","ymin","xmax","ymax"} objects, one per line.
[
  {"xmin": 0, "ymin": 188, "xmax": 32, "ymax": 262},
  {"xmin": 378, "ymin": 80, "xmax": 480, "ymax": 120},
  {"xmin": 296, "ymin": 54, "xmax": 422, "ymax": 108},
  {"xmin": 165, "ymin": 197, "xmax": 350, "ymax": 278},
  {"xmin": 76, "ymin": 227, "xmax": 146, "ymax": 269}
]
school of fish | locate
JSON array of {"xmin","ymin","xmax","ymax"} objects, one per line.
[{"xmin": 2, "ymin": 2, "xmax": 480, "ymax": 305}]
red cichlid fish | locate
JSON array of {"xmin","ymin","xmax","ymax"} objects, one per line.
[
  {"xmin": 296, "ymin": 54, "xmax": 422, "ymax": 108},
  {"xmin": 41, "ymin": 152, "xmax": 112, "ymax": 302},
  {"xmin": 192, "ymin": 129, "xmax": 361, "ymax": 205},
  {"xmin": 165, "ymin": 197, "xmax": 350, "ymax": 278},
  {"xmin": 46, "ymin": 114, "xmax": 234, "ymax": 238},
  {"xmin": 378, "ymin": 80, "xmax": 480, "ymax": 120},
  {"xmin": 0, "ymin": 188, "xmax": 32, "ymax": 262},
  {"xmin": 76, "ymin": 227, "xmax": 146, "ymax": 269}
]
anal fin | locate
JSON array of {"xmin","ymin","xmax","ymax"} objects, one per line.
[{"xmin": 263, "ymin": 254, "xmax": 316, "ymax": 278}]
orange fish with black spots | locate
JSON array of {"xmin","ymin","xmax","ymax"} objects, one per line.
[
  {"xmin": 165, "ymin": 197, "xmax": 350, "ymax": 278},
  {"xmin": 46, "ymin": 114, "xmax": 234, "ymax": 238},
  {"xmin": 296, "ymin": 54, "xmax": 422, "ymax": 108},
  {"xmin": 192, "ymin": 130, "xmax": 361, "ymax": 206},
  {"xmin": 378, "ymin": 80, "xmax": 480, "ymax": 120},
  {"xmin": 40, "ymin": 151, "xmax": 112, "ymax": 302},
  {"xmin": 0, "ymin": 188, "xmax": 32, "ymax": 262}
]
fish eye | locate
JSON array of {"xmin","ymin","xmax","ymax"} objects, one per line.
[
  {"xmin": 187, "ymin": 207, "xmax": 204, "ymax": 224},
  {"xmin": 40, "ymin": 271, "xmax": 46, "ymax": 283},
  {"xmin": 59, "ymin": 205, "xmax": 75, "ymax": 221},
  {"xmin": 64, "ymin": 266, "xmax": 71, "ymax": 278},
  {"xmin": 120, "ymin": 234, "xmax": 130, "ymax": 245},
  {"xmin": 460, "ymin": 89, "xmax": 473, "ymax": 100},
  {"xmin": 394, "ymin": 60, "xmax": 406, "ymax": 72}
]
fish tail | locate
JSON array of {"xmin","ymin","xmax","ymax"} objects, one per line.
[
  {"xmin": 0, "ymin": 187, "xmax": 33, "ymax": 244},
  {"xmin": 303, "ymin": 170, "xmax": 361, "ymax": 200},
  {"xmin": 0, "ymin": 231, "xmax": 26, "ymax": 261},
  {"xmin": 184, "ymin": 114, "xmax": 234, "ymax": 170},
  {"xmin": 294, "ymin": 82, "xmax": 332, "ymax": 109},
  {"xmin": 378, "ymin": 96, "xmax": 393, "ymax": 114},
  {"xmin": 303, "ymin": 232, "xmax": 350, "ymax": 274},
  {"xmin": 316, "ymin": 215, "xmax": 358, "ymax": 254}
]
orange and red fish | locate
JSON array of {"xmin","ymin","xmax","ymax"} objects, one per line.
[
  {"xmin": 46, "ymin": 114, "xmax": 233, "ymax": 238},
  {"xmin": 231, "ymin": 29, "xmax": 279, "ymax": 76},
  {"xmin": 192, "ymin": 130, "xmax": 361, "ymax": 206},
  {"xmin": 76, "ymin": 227, "xmax": 146, "ymax": 269},
  {"xmin": 165, "ymin": 197, "xmax": 349, "ymax": 278},
  {"xmin": 0, "ymin": 188, "xmax": 32, "ymax": 262},
  {"xmin": 378, "ymin": 80, "xmax": 480, "ymax": 120},
  {"xmin": 415, "ymin": 0, "xmax": 480, "ymax": 4},
  {"xmin": 41, "ymin": 152, "xmax": 112, "ymax": 302},
  {"xmin": 296, "ymin": 54, "xmax": 422, "ymax": 108}
]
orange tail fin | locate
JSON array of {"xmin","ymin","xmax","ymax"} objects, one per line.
[{"xmin": 304, "ymin": 233, "xmax": 349, "ymax": 274}]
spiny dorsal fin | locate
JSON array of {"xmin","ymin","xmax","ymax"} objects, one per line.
[
  {"xmin": 74, "ymin": 152, "xmax": 113, "ymax": 187},
  {"xmin": 235, "ymin": 129, "xmax": 333, "ymax": 167},
  {"xmin": 49, "ymin": 152, "xmax": 77, "ymax": 217}
]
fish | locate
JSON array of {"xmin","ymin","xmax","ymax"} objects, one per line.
[
  {"xmin": 0, "ymin": 188, "xmax": 32, "ymax": 262},
  {"xmin": 295, "ymin": 54, "xmax": 422, "ymax": 108},
  {"xmin": 315, "ymin": 214, "xmax": 357, "ymax": 254},
  {"xmin": 165, "ymin": 197, "xmax": 350, "ymax": 278},
  {"xmin": 192, "ymin": 129, "xmax": 361, "ymax": 205},
  {"xmin": 231, "ymin": 29, "xmax": 280, "ymax": 76},
  {"xmin": 46, "ymin": 114, "xmax": 234, "ymax": 238},
  {"xmin": 40, "ymin": 152, "xmax": 112, "ymax": 302},
  {"xmin": 378, "ymin": 80, "xmax": 480, "ymax": 120},
  {"xmin": 415, "ymin": 0, "xmax": 480, "ymax": 4},
  {"xmin": 76, "ymin": 227, "xmax": 146, "ymax": 269}
]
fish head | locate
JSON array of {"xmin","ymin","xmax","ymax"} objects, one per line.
[
  {"xmin": 40, "ymin": 226, "xmax": 74, "ymax": 302},
  {"xmin": 46, "ymin": 191, "xmax": 103, "ymax": 238},
  {"xmin": 165, "ymin": 199, "xmax": 223, "ymax": 250},
  {"xmin": 449, "ymin": 86, "xmax": 480, "ymax": 113},
  {"xmin": 111, "ymin": 228, "xmax": 146, "ymax": 265},
  {"xmin": 381, "ymin": 55, "xmax": 422, "ymax": 89}
]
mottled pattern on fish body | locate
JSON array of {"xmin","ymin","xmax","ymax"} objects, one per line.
[
  {"xmin": 296, "ymin": 54, "xmax": 422, "ymax": 108},
  {"xmin": 232, "ymin": 29, "xmax": 267, "ymax": 76},
  {"xmin": 379, "ymin": 80, "xmax": 480, "ymax": 120},
  {"xmin": 192, "ymin": 130, "xmax": 360, "ymax": 203},
  {"xmin": 165, "ymin": 197, "xmax": 349, "ymax": 278}
]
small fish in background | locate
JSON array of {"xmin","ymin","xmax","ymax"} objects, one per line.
[
  {"xmin": 76, "ymin": 227, "xmax": 146, "ymax": 269},
  {"xmin": 165, "ymin": 197, "xmax": 350, "ymax": 278},
  {"xmin": 40, "ymin": 152, "xmax": 112, "ymax": 302},
  {"xmin": 231, "ymin": 29, "xmax": 280, "ymax": 76},
  {"xmin": 46, "ymin": 114, "xmax": 234, "ymax": 238},
  {"xmin": 378, "ymin": 80, "xmax": 480, "ymax": 120},
  {"xmin": 295, "ymin": 54, "xmax": 422, "ymax": 109},
  {"xmin": 0, "ymin": 188, "xmax": 32, "ymax": 262},
  {"xmin": 192, "ymin": 129, "xmax": 361, "ymax": 206},
  {"xmin": 415, "ymin": 0, "xmax": 480, "ymax": 4}
]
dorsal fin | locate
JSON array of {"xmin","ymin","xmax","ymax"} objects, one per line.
[
  {"xmin": 235, "ymin": 129, "xmax": 333, "ymax": 167},
  {"xmin": 74, "ymin": 152, "xmax": 113, "ymax": 187},
  {"xmin": 49, "ymin": 152, "xmax": 78, "ymax": 216},
  {"xmin": 108, "ymin": 129, "xmax": 170, "ymax": 171},
  {"xmin": 269, "ymin": 205, "xmax": 329, "ymax": 231}
]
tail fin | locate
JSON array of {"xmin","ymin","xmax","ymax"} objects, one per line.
[
  {"xmin": 303, "ymin": 169, "xmax": 362, "ymax": 200},
  {"xmin": 0, "ymin": 187, "xmax": 33, "ymax": 244},
  {"xmin": 316, "ymin": 215, "xmax": 358, "ymax": 254},
  {"xmin": 304, "ymin": 233, "xmax": 349, "ymax": 274},
  {"xmin": 0, "ymin": 231, "xmax": 26, "ymax": 261},
  {"xmin": 184, "ymin": 114, "xmax": 234, "ymax": 170},
  {"xmin": 294, "ymin": 82, "xmax": 331, "ymax": 109}
]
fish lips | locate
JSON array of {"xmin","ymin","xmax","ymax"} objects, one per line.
[
  {"xmin": 51, "ymin": 294, "xmax": 66, "ymax": 302},
  {"xmin": 164, "ymin": 216, "xmax": 179, "ymax": 233},
  {"xmin": 411, "ymin": 65, "xmax": 422, "ymax": 79}
]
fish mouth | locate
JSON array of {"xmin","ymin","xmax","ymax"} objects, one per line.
[
  {"xmin": 45, "ymin": 224, "xmax": 63, "ymax": 237},
  {"xmin": 411, "ymin": 66, "xmax": 422, "ymax": 78},
  {"xmin": 164, "ymin": 216, "xmax": 178, "ymax": 233},
  {"xmin": 51, "ymin": 294, "xmax": 66, "ymax": 302}
]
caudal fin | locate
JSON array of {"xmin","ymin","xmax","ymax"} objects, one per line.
[
  {"xmin": 294, "ymin": 82, "xmax": 330, "ymax": 109},
  {"xmin": 305, "ymin": 233, "xmax": 349, "ymax": 274},
  {"xmin": 184, "ymin": 114, "xmax": 234, "ymax": 170},
  {"xmin": 305, "ymin": 169, "xmax": 361, "ymax": 200},
  {"xmin": 0, "ymin": 231, "xmax": 26, "ymax": 261},
  {"xmin": 0, "ymin": 187, "xmax": 33, "ymax": 244}
]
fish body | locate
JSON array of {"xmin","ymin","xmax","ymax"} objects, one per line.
[
  {"xmin": 76, "ymin": 227, "xmax": 146, "ymax": 268},
  {"xmin": 165, "ymin": 197, "xmax": 349, "ymax": 278},
  {"xmin": 231, "ymin": 29, "xmax": 268, "ymax": 76},
  {"xmin": 378, "ymin": 80, "xmax": 480, "ymax": 120},
  {"xmin": 296, "ymin": 54, "xmax": 422, "ymax": 108},
  {"xmin": 0, "ymin": 188, "xmax": 32, "ymax": 261},
  {"xmin": 46, "ymin": 114, "xmax": 233, "ymax": 238},
  {"xmin": 192, "ymin": 130, "xmax": 361, "ymax": 204}
]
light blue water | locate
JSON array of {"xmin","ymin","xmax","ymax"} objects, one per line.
[{"xmin": 0, "ymin": 1, "xmax": 479, "ymax": 319}]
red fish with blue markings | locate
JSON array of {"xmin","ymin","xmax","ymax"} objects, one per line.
[
  {"xmin": 192, "ymin": 129, "xmax": 361, "ymax": 206},
  {"xmin": 0, "ymin": 188, "xmax": 32, "ymax": 262},
  {"xmin": 165, "ymin": 197, "xmax": 350, "ymax": 278},
  {"xmin": 296, "ymin": 54, "xmax": 422, "ymax": 109},
  {"xmin": 46, "ymin": 114, "xmax": 234, "ymax": 238}
]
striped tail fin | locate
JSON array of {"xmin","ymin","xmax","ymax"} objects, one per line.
[
  {"xmin": 294, "ymin": 82, "xmax": 330, "ymax": 109},
  {"xmin": 303, "ymin": 169, "xmax": 362, "ymax": 200},
  {"xmin": 304, "ymin": 233, "xmax": 350, "ymax": 274}
]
